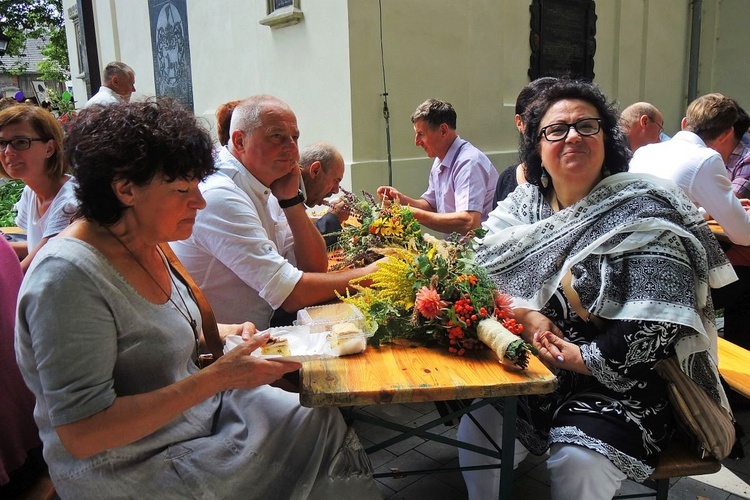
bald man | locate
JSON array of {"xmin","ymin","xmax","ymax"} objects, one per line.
[{"xmin": 619, "ymin": 102, "xmax": 664, "ymax": 152}]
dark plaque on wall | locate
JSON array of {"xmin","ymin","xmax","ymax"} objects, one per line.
[
  {"xmin": 529, "ymin": 0, "xmax": 597, "ymax": 81},
  {"xmin": 148, "ymin": 0, "xmax": 194, "ymax": 110}
]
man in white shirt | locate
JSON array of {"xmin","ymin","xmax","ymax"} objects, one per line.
[
  {"xmin": 630, "ymin": 93, "xmax": 750, "ymax": 246},
  {"xmin": 171, "ymin": 95, "xmax": 377, "ymax": 329},
  {"xmin": 630, "ymin": 93, "xmax": 750, "ymax": 348},
  {"xmin": 83, "ymin": 62, "xmax": 136, "ymax": 108}
]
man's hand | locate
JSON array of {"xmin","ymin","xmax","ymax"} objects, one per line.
[
  {"xmin": 377, "ymin": 185, "xmax": 403, "ymax": 203},
  {"xmin": 270, "ymin": 165, "xmax": 302, "ymax": 200},
  {"xmin": 327, "ymin": 198, "xmax": 351, "ymax": 223}
]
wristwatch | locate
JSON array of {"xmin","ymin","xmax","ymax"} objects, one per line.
[{"xmin": 278, "ymin": 190, "xmax": 305, "ymax": 208}]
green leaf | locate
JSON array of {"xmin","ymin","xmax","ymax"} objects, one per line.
[{"xmin": 0, "ymin": 179, "xmax": 24, "ymax": 227}]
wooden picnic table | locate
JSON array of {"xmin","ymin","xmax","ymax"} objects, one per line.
[{"xmin": 300, "ymin": 344, "xmax": 556, "ymax": 499}]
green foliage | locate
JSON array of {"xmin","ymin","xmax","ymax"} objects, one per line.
[
  {"xmin": 47, "ymin": 87, "xmax": 74, "ymax": 114},
  {"xmin": 38, "ymin": 26, "xmax": 69, "ymax": 81},
  {"xmin": 0, "ymin": 0, "xmax": 69, "ymax": 81},
  {"xmin": 332, "ymin": 189, "xmax": 424, "ymax": 269},
  {"xmin": 0, "ymin": 179, "xmax": 24, "ymax": 227}
]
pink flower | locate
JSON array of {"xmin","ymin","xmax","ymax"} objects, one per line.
[
  {"xmin": 415, "ymin": 286, "xmax": 447, "ymax": 319},
  {"xmin": 493, "ymin": 292, "xmax": 514, "ymax": 318}
]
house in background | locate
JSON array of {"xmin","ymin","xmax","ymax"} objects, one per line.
[{"xmin": 0, "ymin": 37, "xmax": 65, "ymax": 103}]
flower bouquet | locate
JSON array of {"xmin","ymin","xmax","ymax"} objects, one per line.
[
  {"xmin": 340, "ymin": 224, "xmax": 537, "ymax": 369},
  {"xmin": 330, "ymin": 190, "xmax": 424, "ymax": 270}
]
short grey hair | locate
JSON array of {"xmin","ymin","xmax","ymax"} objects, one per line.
[
  {"xmin": 619, "ymin": 102, "xmax": 660, "ymax": 132},
  {"xmin": 102, "ymin": 61, "xmax": 134, "ymax": 84},
  {"xmin": 300, "ymin": 142, "xmax": 341, "ymax": 173},
  {"xmin": 229, "ymin": 95, "xmax": 290, "ymax": 138}
]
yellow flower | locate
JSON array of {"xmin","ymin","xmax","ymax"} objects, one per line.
[
  {"xmin": 349, "ymin": 247, "xmax": 419, "ymax": 310},
  {"xmin": 427, "ymin": 246, "xmax": 437, "ymax": 261}
]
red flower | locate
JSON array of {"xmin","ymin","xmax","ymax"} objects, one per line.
[{"xmin": 415, "ymin": 286, "xmax": 447, "ymax": 319}]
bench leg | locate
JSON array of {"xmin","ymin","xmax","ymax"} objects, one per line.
[{"xmin": 655, "ymin": 478, "xmax": 669, "ymax": 500}]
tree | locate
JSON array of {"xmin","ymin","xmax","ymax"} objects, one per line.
[{"xmin": 0, "ymin": 0, "xmax": 69, "ymax": 81}]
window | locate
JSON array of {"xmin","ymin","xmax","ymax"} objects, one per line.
[{"xmin": 260, "ymin": 0, "xmax": 303, "ymax": 29}]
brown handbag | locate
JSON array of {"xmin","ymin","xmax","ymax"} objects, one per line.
[
  {"xmin": 159, "ymin": 243, "xmax": 224, "ymax": 365},
  {"xmin": 653, "ymin": 356, "xmax": 735, "ymax": 460}
]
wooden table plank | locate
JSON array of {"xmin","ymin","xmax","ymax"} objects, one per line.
[
  {"xmin": 300, "ymin": 344, "xmax": 557, "ymax": 407},
  {"xmin": 1, "ymin": 226, "xmax": 24, "ymax": 234},
  {"xmin": 718, "ymin": 337, "xmax": 750, "ymax": 399}
]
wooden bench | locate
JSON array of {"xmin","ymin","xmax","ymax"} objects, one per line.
[
  {"xmin": 718, "ymin": 337, "xmax": 750, "ymax": 398},
  {"xmin": 614, "ymin": 441, "xmax": 721, "ymax": 499}
]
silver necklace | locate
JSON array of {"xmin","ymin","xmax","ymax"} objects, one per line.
[{"xmin": 104, "ymin": 226, "xmax": 198, "ymax": 339}]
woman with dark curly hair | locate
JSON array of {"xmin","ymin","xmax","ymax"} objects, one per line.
[
  {"xmin": 15, "ymin": 99, "xmax": 379, "ymax": 499},
  {"xmin": 0, "ymin": 104, "xmax": 76, "ymax": 272},
  {"xmin": 457, "ymin": 80, "xmax": 736, "ymax": 499}
]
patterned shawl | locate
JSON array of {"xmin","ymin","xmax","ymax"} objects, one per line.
[{"xmin": 476, "ymin": 173, "xmax": 736, "ymax": 407}]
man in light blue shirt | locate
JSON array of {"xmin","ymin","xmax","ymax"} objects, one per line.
[{"xmin": 378, "ymin": 99, "xmax": 498, "ymax": 236}]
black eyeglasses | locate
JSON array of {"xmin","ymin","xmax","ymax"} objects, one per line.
[
  {"xmin": 539, "ymin": 118, "xmax": 602, "ymax": 142},
  {"xmin": 0, "ymin": 137, "xmax": 46, "ymax": 151},
  {"xmin": 650, "ymin": 118, "xmax": 664, "ymax": 132}
]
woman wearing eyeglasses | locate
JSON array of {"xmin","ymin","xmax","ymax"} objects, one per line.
[
  {"xmin": 0, "ymin": 105, "xmax": 76, "ymax": 272},
  {"xmin": 457, "ymin": 79, "xmax": 736, "ymax": 499}
]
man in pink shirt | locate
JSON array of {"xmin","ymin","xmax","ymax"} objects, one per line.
[{"xmin": 378, "ymin": 99, "xmax": 499, "ymax": 236}]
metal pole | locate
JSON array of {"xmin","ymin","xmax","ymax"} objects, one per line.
[
  {"xmin": 379, "ymin": 0, "xmax": 393, "ymax": 186},
  {"xmin": 687, "ymin": 0, "xmax": 703, "ymax": 103}
]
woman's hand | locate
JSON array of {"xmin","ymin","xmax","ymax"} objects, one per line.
[
  {"xmin": 209, "ymin": 332, "xmax": 301, "ymax": 392},
  {"xmin": 514, "ymin": 308, "xmax": 564, "ymax": 343},
  {"xmin": 217, "ymin": 321, "xmax": 257, "ymax": 343},
  {"xmin": 533, "ymin": 330, "xmax": 592, "ymax": 375}
]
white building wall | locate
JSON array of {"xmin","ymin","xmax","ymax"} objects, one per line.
[
  {"xmin": 62, "ymin": 0, "xmax": 356, "ymax": 187},
  {"xmin": 696, "ymin": 0, "xmax": 750, "ymax": 103},
  {"xmin": 61, "ymin": 0, "xmax": 745, "ymax": 196},
  {"xmin": 346, "ymin": 0, "xmax": 693, "ymax": 196}
]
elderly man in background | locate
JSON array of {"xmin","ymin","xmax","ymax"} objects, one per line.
[
  {"xmin": 299, "ymin": 142, "xmax": 350, "ymax": 247},
  {"xmin": 171, "ymin": 95, "xmax": 377, "ymax": 330},
  {"xmin": 630, "ymin": 93, "xmax": 750, "ymax": 349},
  {"xmin": 377, "ymin": 98, "xmax": 498, "ymax": 236},
  {"xmin": 619, "ymin": 102, "xmax": 664, "ymax": 152},
  {"xmin": 82, "ymin": 62, "xmax": 136, "ymax": 108}
]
